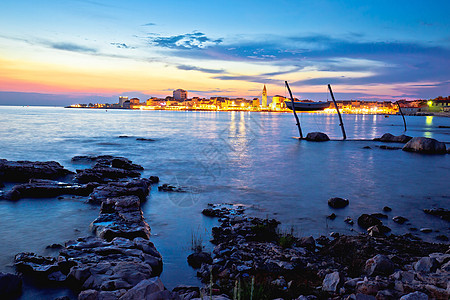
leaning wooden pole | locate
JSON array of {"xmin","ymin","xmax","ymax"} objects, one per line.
[
  {"xmin": 285, "ymin": 81, "xmax": 303, "ymax": 139},
  {"xmin": 328, "ymin": 84, "xmax": 347, "ymax": 140},
  {"xmin": 396, "ymin": 101, "xmax": 407, "ymax": 131}
]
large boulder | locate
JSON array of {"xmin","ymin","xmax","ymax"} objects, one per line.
[
  {"xmin": 402, "ymin": 137, "xmax": 447, "ymax": 154},
  {"xmin": 374, "ymin": 133, "xmax": 412, "ymax": 143},
  {"xmin": 306, "ymin": 132, "xmax": 330, "ymax": 142},
  {"xmin": 0, "ymin": 159, "xmax": 73, "ymax": 182},
  {"xmin": 414, "ymin": 257, "xmax": 439, "ymax": 273},
  {"xmin": 119, "ymin": 277, "xmax": 164, "ymax": 300},
  {"xmin": 328, "ymin": 197, "xmax": 349, "ymax": 209},
  {"xmin": 0, "ymin": 272, "xmax": 22, "ymax": 297},
  {"xmin": 365, "ymin": 254, "xmax": 395, "ymax": 276}
]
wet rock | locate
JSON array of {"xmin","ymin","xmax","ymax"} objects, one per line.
[
  {"xmin": 88, "ymin": 178, "xmax": 151, "ymax": 204},
  {"xmin": 322, "ymin": 271, "xmax": 344, "ymax": 292},
  {"xmin": 75, "ymin": 166, "xmax": 141, "ymax": 184},
  {"xmin": 371, "ymin": 213, "xmax": 388, "ymax": 219},
  {"xmin": 0, "ymin": 272, "xmax": 22, "ymax": 297},
  {"xmin": 111, "ymin": 158, "xmax": 144, "ymax": 171},
  {"xmin": 423, "ymin": 208, "xmax": 450, "ymax": 221},
  {"xmin": 378, "ymin": 145, "xmax": 402, "ymax": 150},
  {"xmin": 374, "ymin": 133, "xmax": 412, "ymax": 143},
  {"xmin": 402, "ymin": 137, "xmax": 447, "ymax": 154},
  {"xmin": 414, "ymin": 257, "xmax": 439, "ymax": 273},
  {"xmin": 420, "ymin": 228, "xmax": 433, "ymax": 233},
  {"xmin": 399, "ymin": 291, "xmax": 428, "ymax": 300},
  {"xmin": 328, "ymin": 197, "xmax": 349, "ymax": 209},
  {"xmin": 149, "ymin": 176, "xmax": 159, "ymax": 184},
  {"xmin": 0, "ymin": 159, "xmax": 73, "ymax": 182},
  {"xmin": 327, "ymin": 213, "xmax": 337, "ymax": 220},
  {"xmin": 202, "ymin": 208, "xmax": 223, "ymax": 217},
  {"xmin": 363, "ymin": 146, "xmax": 372, "ymax": 149},
  {"xmin": 136, "ymin": 138, "xmax": 156, "ymax": 142},
  {"xmin": 365, "ymin": 254, "xmax": 395, "ymax": 276},
  {"xmin": 14, "ymin": 252, "xmax": 59, "ymax": 276},
  {"xmin": 383, "ymin": 206, "xmax": 392, "ymax": 212},
  {"xmin": 187, "ymin": 252, "xmax": 212, "ymax": 269},
  {"xmin": 5, "ymin": 179, "xmax": 95, "ymax": 201},
  {"xmin": 358, "ymin": 214, "xmax": 382, "ymax": 229},
  {"xmin": 91, "ymin": 196, "xmax": 151, "ymax": 241},
  {"xmin": 306, "ymin": 132, "xmax": 330, "ymax": 142},
  {"xmin": 344, "ymin": 217, "xmax": 354, "ymax": 225}
]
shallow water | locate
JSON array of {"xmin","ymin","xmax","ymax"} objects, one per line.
[{"xmin": 0, "ymin": 106, "xmax": 449, "ymax": 295}]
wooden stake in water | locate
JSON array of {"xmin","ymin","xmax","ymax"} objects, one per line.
[
  {"xmin": 328, "ymin": 84, "xmax": 347, "ymax": 140},
  {"xmin": 396, "ymin": 101, "xmax": 407, "ymax": 131},
  {"xmin": 285, "ymin": 81, "xmax": 303, "ymax": 139}
]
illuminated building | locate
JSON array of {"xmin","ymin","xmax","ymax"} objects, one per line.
[
  {"xmin": 269, "ymin": 95, "xmax": 287, "ymax": 111},
  {"xmin": 119, "ymin": 96, "xmax": 128, "ymax": 107},
  {"xmin": 173, "ymin": 89, "xmax": 188, "ymax": 101},
  {"xmin": 262, "ymin": 85, "xmax": 267, "ymax": 107}
]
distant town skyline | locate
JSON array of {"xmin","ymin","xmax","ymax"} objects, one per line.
[{"xmin": 0, "ymin": 0, "xmax": 449, "ymax": 105}]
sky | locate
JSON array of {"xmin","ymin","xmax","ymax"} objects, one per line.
[{"xmin": 0, "ymin": 0, "xmax": 449, "ymax": 105}]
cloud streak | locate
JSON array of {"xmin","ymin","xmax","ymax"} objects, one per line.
[{"xmin": 176, "ymin": 64, "xmax": 225, "ymax": 74}]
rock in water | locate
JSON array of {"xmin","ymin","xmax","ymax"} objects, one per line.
[
  {"xmin": 357, "ymin": 214, "xmax": 382, "ymax": 229},
  {"xmin": 0, "ymin": 272, "xmax": 22, "ymax": 296},
  {"xmin": 328, "ymin": 197, "xmax": 349, "ymax": 209},
  {"xmin": 0, "ymin": 159, "xmax": 73, "ymax": 182},
  {"xmin": 374, "ymin": 133, "xmax": 412, "ymax": 143},
  {"xmin": 306, "ymin": 132, "xmax": 330, "ymax": 142},
  {"xmin": 365, "ymin": 254, "xmax": 395, "ymax": 276},
  {"xmin": 423, "ymin": 208, "xmax": 450, "ymax": 221},
  {"xmin": 187, "ymin": 252, "xmax": 212, "ymax": 269},
  {"xmin": 402, "ymin": 137, "xmax": 447, "ymax": 154},
  {"xmin": 392, "ymin": 216, "xmax": 409, "ymax": 224}
]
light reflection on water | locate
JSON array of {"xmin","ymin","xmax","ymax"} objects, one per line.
[{"xmin": 0, "ymin": 106, "xmax": 449, "ymax": 293}]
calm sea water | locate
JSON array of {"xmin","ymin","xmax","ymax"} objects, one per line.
[{"xmin": 0, "ymin": 106, "xmax": 449, "ymax": 298}]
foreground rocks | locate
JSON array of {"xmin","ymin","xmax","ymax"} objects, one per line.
[
  {"xmin": 306, "ymin": 132, "xmax": 330, "ymax": 142},
  {"xmin": 402, "ymin": 137, "xmax": 447, "ymax": 154},
  {"xmin": 189, "ymin": 204, "xmax": 449, "ymax": 299},
  {"xmin": 0, "ymin": 159, "xmax": 73, "ymax": 182}
]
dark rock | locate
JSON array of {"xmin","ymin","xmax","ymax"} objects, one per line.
[
  {"xmin": 136, "ymin": 138, "xmax": 156, "ymax": 142},
  {"xmin": 5, "ymin": 179, "xmax": 95, "ymax": 201},
  {"xmin": 420, "ymin": 228, "xmax": 433, "ymax": 233},
  {"xmin": 402, "ymin": 137, "xmax": 447, "ymax": 154},
  {"xmin": 0, "ymin": 272, "xmax": 22, "ymax": 296},
  {"xmin": 327, "ymin": 213, "xmax": 337, "ymax": 220},
  {"xmin": 383, "ymin": 206, "xmax": 392, "ymax": 212},
  {"xmin": 46, "ymin": 243, "xmax": 63, "ymax": 249},
  {"xmin": 358, "ymin": 214, "xmax": 382, "ymax": 229},
  {"xmin": 371, "ymin": 213, "xmax": 388, "ymax": 219},
  {"xmin": 149, "ymin": 176, "xmax": 159, "ymax": 183},
  {"xmin": 322, "ymin": 271, "xmax": 344, "ymax": 292},
  {"xmin": 392, "ymin": 216, "xmax": 409, "ymax": 224},
  {"xmin": 379, "ymin": 145, "xmax": 401, "ymax": 150},
  {"xmin": 111, "ymin": 158, "xmax": 144, "ymax": 171},
  {"xmin": 0, "ymin": 159, "xmax": 73, "ymax": 182},
  {"xmin": 328, "ymin": 197, "xmax": 349, "ymax": 209},
  {"xmin": 367, "ymin": 225, "xmax": 391, "ymax": 237},
  {"xmin": 374, "ymin": 133, "xmax": 412, "ymax": 143},
  {"xmin": 187, "ymin": 252, "xmax": 213, "ymax": 269},
  {"xmin": 363, "ymin": 146, "xmax": 371, "ymax": 149},
  {"xmin": 298, "ymin": 236, "xmax": 315, "ymax": 249},
  {"xmin": 158, "ymin": 183, "xmax": 186, "ymax": 192},
  {"xmin": 365, "ymin": 254, "xmax": 395, "ymax": 276},
  {"xmin": 423, "ymin": 208, "xmax": 450, "ymax": 221},
  {"xmin": 344, "ymin": 217, "xmax": 354, "ymax": 225},
  {"xmin": 399, "ymin": 291, "xmax": 428, "ymax": 300},
  {"xmin": 75, "ymin": 166, "xmax": 141, "ymax": 184},
  {"xmin": 414, "ymin": 257, "xmax": 439, "ymax": 272},
  {"xmin": 305, "ymin": 132, "xmax": 330, "ymax": 142},
  {"xmin": 88, "ymin": 178, "xmax": 150, "ymax": 204}
]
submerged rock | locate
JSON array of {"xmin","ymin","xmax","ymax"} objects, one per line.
[
  {"xmin": 402, "ymin": 137, "xmax": 447, "ymax": 154},
  {"xmin": 0, "ymin": 159, "xmax": 73, "ymax": 182},
  {"xmin": 305, "ymin": 132, "xmax": 330, "ymax": 142},
  {"xmin": 328, "ymin": 197, "xmax": 349, "ymax": 209},
  {"xmin": 187, "ymin": 252, "xmax": 213, "ymax": 269},
  {"xmin": 423, "ymin": 208, "xmax": 450, "ymax": 221},
  {"xmin": 392, "ymin": 216, "xmax": 409, "ymax": 224}
]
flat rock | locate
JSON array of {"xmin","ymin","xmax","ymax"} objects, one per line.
[
  {"xmin": 402, "ymin": 137, "xmax": 447, "ymax": 154},
  {"xmin": 374, "ymin": 133, "xmax": 412, "ymax": 143},
  {"xmin": 88, "ymin": 178, "xmax": 151, "ymax": 204},
  {"xmin": 75, "ymin": 167, "xmax": 141, "ymax": 184},
  {"xmin": 118, "ymin": 277, "xmax": 164, "ymax": 300},
  {"xmin": 0, "ymin": 159, "xmax": 73, "ymax": 182}
]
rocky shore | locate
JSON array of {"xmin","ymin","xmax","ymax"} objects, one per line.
[
  {"xmin": 180, "ymin": 204, "xmax": 449, "ymax": 300},
  {"xmin": 0, "ymin": 155, "xmax": 449, "ymax": 299}
]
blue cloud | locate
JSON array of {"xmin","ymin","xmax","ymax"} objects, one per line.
[
  {"xmin": 142, "ymin": 22, "xmax": 156, "ymax": 26},
  {"xmin": 49, "ymin": 42, "xmax": 97, "ymax": 53},
  {"xmin": 176, "ymin": 64, "xmax": 225, "ymax": 74},
  {"xmin": 149, "ymin": 31, "xmax": 222, "ymax": 49},
  {"xmin": 110, "ymin": 42, "xmax": 134, "ymax": 49}
]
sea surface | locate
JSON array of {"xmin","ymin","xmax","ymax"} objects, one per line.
[{"xmin": 0, "ymin": 106, "xmax": 449, "ymax": 299}]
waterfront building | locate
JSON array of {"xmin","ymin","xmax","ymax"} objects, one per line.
[
  {"xmin": 262, "ymin": 85, "xmax": 267, "ymax": 107},
  {"xmin": 270, "ymin": 95, "xmax": 287, "ymax": 111},
  {"xmin": 130, "ymin": 98, "xmax": 140, "ymax": 105},
  {"xmin": 173, "ymin": 89, "xmax": 188, "ymax": 101},
  {"xmin": 119, "ymin": 96, "xmax": 128, "ymax": 107}
]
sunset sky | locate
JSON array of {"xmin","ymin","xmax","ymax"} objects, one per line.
[{"xmin": 0, "ymin": 0, "xmax": 449, "ymax": 105}]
